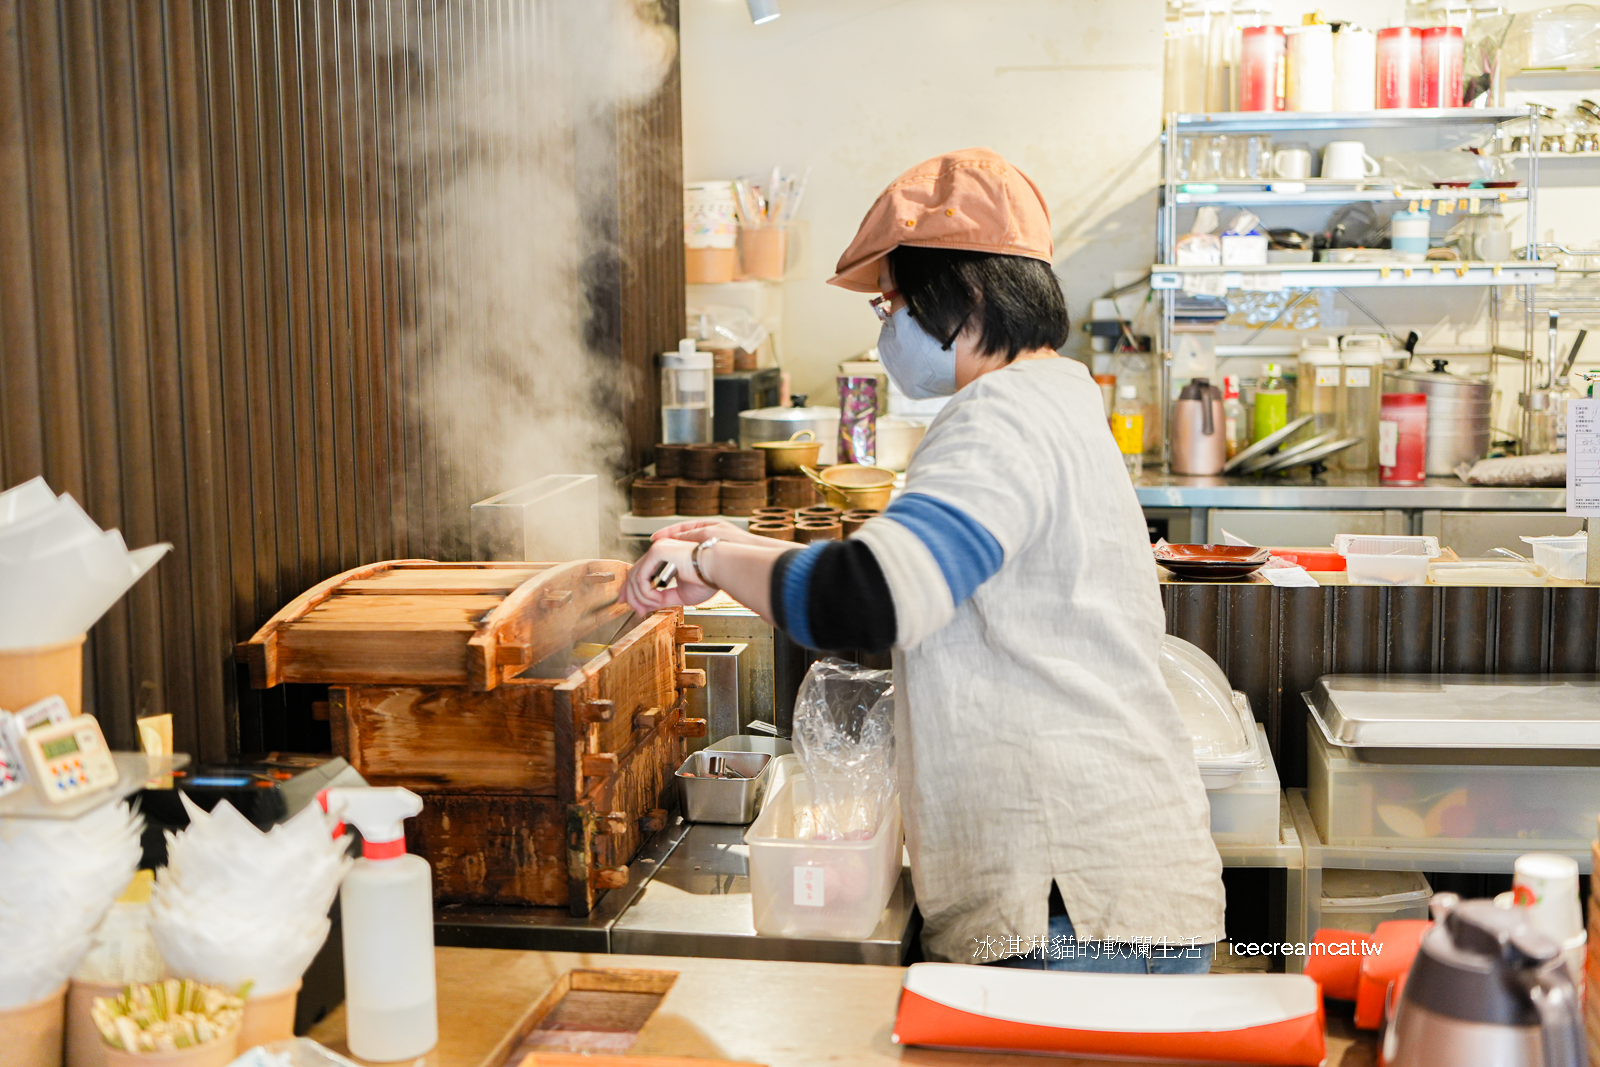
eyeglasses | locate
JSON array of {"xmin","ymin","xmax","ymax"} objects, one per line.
[{"xmin": 870, "ymin": 290, "xmax": 901, "ymax": 323}]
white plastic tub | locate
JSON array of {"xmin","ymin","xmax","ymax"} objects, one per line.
[
  {"xmin": 745, "ymin": 774, "xmax": 902, "ymax": 940},
  {"xmin": 1523, "ymin": 535, "xmax": 1587, "ymax": 581},
  {"xmin": 1335, "ymin": 534, "xmax": 1440, "ymax": 587},
  {"xmin": 1208, "ymin": 723, "xmax": 1280, "ymax": 847},
  {"xmin": 1318, "ymin": 869, "xmax": 1432, "ymax": 934}
]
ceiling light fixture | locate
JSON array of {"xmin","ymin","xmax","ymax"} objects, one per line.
[{"xmin": 746, "ymin": 0, "xmax": 780, "ymax": 25}]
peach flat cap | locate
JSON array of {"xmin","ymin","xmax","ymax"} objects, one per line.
[{"xmin": 828, "ymin": 148, "xmax": 1054, "ymax": 294}]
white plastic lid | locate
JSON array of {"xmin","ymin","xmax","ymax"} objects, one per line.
[
  {"xmin": 1159, "ymin": 636, "xmax": 1258, "ymax": 766},
  {"xmin": 663, "ymin": 338, "xmax": 712, "ymax": 370},
  {"xmin": 1118, "ymin": 385, "xmax": 1138, "ymax": 399},
  {"xmin": 1334, "ymin": 534, "xmax": 1441, "ymax": 558}
]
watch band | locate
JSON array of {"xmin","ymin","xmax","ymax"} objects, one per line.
[{"xmin": 691, "ymin": 537, "xmax": 720, "ymax": 589}]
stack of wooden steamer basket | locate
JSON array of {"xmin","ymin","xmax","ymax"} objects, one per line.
[
  {"xmin": 238, "ymin": 559, "xmax": 707, "ymax": 916},
  {"xmin": 632, "ymin": 443, "xmax": 828, "ymax": 523}
]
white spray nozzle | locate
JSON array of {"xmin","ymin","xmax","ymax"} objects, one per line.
[
  {"xmin": 324, "ymin": 787, "xmax": 423, "ymax": 859},
  {"xmin": 678, "ymin": 337, "xmax": 698, "ymax": 358}
]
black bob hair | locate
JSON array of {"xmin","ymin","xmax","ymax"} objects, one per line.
[{"xmin": 886, "ymin": 245, "xmax": 1070, "ymax": 362}]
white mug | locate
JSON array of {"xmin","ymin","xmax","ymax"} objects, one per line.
[
  {"xmin": 1322, "ymin": 141, "xmax": 1381, "ymax": 180},
  {"xmin": 1271, "ymin": 143, "xmax": 1313, "ymax": 180}
]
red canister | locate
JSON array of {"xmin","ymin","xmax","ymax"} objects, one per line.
[
  {"xmin": 1376, "ymin": 27, "xmax": 1422, "ymax": 109},
  {"xmin": 1420, "ymin": 26, "xmax": 1464, "ymax": 108},
  {"xmin": 1238, "ymin": 26, "xmax": 1288, "ymax": 112},
  {"xmin": 1379, "ymin": 393, "xmax": 1428, "ymax": 484}
]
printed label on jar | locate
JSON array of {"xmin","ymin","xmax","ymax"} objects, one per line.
[
  {"xmin": 1111, "ymin": 414, "xmax": 1144, "ymax": 455},
  {"xmin": 794, "ymin": 866, "xmax": 826, "ymax": 908},
  {"xmin": 1378, "ymin": 420, "xmax": 1399, "ymax": 468}
]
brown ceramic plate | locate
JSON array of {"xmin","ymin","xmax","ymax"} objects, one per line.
[{"xmin": 1154, "ymin": 544, "xmax": 1270, "ymax": 581}]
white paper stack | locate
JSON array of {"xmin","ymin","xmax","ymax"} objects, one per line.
[
  {"xmin": 150, "ymin": 797, "xmax": 351, "ymax": 997},
  {"xmin": 0, "ymin": 800, "xmax": 144, "ymax": 1008},
  {"xmin": 0, "ymin": 477, "xmax": 171, "ymax": 650}
]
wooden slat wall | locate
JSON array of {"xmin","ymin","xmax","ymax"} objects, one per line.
[{"xmin": 0, "ymin": 0, "xmax": 683, "ymax": 758}]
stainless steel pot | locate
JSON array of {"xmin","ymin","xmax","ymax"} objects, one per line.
[
  {"xmin": 739, "ymin": 405, "xmax": 841, "ymax": 465},
  {"xmin": 1383, "ymin": 360, "xmax": 1493, "ymax": 476}
]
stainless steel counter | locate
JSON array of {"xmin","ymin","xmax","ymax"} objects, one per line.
[
  {"xmin": 1135, "ymin": 471, "xmax": 1566, "ymax": 510},
  {"xmin": 434, "ymin": 815, "xmax": 917, "ymax": 966}
]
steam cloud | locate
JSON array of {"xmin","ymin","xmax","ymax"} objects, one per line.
[{"xmin": 384, "ymin": 1, "xmax": 675, "ymax": 554}]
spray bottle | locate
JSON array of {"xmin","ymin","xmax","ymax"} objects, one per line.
[{"xmin": 324, "ymin": 787, "xmax": 437, "ymax": 1062}]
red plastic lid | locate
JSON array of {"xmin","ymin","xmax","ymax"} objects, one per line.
[
  {"xmin": 1378, "ymin": 26, "xmax": 1421, "ymax": 38},
  {"xmin": 1382, "ymin": 393, "xmax": 1429, "ymax": 406},
  {"xmin": 1421, "ymin": 25, "xmax": 1463, "ymax": 38},
  {"xmin": 363, "ymin": 838, "xmax": 407, "ymax": 861},
  {"xmin": 1242, "ymin": 24, "xmax": 1285, "ymax": 37}
]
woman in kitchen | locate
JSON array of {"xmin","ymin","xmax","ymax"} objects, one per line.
[{"xmin": 624, "ymin": 148, "xmax": 1224, "ymax": 972}]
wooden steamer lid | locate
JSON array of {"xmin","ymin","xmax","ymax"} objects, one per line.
[{"xmin": 237, "ymin": 559, "xmax": 631, "ymax": 692}]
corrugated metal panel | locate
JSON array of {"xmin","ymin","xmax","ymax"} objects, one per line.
[
  {"xmin": 0, "ymin": 0, "xmax": 683, "ymax": 757},
  {"xmin": 1164, "ymin": 583, "xmax": 1600, "ymax": 787}
]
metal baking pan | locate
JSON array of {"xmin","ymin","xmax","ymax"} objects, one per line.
[
  {"xmin": 1306, "ymin": 675, "xmax": 1600, "ymax": 755},
  {"xmin": 677, "ymin": 750, "xmax": 773, "ymax": 824}
]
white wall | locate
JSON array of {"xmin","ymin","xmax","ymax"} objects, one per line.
[
  {"xmin": 682, "ymin": 0, "xmax": 1600, "ymax": 407},
  {"xmin": 681, "ymin": 0, "xmax": 1166, "ymax": 401}
]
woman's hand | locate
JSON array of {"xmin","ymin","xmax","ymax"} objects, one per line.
[
  {"xmin": 622, "ymin": 538, "xmax": 718, "ymax": 615},
  {"xmin": 652, "ymin": 519, "xmax": 772, "ymax": 548}
]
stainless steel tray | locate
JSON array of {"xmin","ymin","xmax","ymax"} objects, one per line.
[
  {"xmin": 677, "ymin": 750, "xmax": 773, "ymax": 824},
  {"xmin": 1308, "ymin": 675, "xmax": 1600, "ymax": 750}
]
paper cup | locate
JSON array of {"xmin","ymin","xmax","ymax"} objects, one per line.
[
  {"xmin": 65, "ymin": 980, "xmax": 123, "ymax": 1067},
  {"xmin": 236, "ymin": 980, "xmax": 299, "ymax": 1050},
  {"xmin": 0, "ymin": 983, "xmax": 67, "ymax": 1067},
  {"xmin": 0, "ymin": 634, "xmax": 85, "ymax": 715},
  {"xmin": 1514, "ymin": 852, "xmax": 1583, "ymax": 942},
  {"xmin": 101, "ymin": 1033, "xmax": 238, "ymax": 1067}
]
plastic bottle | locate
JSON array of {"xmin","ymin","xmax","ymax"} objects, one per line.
[
  {"xmin": 1111, "ymin": 385, "xmax": 1145, "ymax": 477},
  {"xmin": 1223, "ymin": 375, "xmax": 1246, "ymax": 458},
  {"xmin": 325, "ymin": 787, "xmax": 437, "ymax": 1062},
  {"xmin": 1253, "ymin": 363, "xmax": 1289, "ymax": 442}
]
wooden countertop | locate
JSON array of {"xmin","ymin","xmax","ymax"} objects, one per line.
[{"xmin": 307, "ymin": 947, "xmax": 1375, "ymax": 1067}]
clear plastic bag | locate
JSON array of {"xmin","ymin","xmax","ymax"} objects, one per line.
[
  {"xmin": 229, "ymin": 1038, "xmax": 361, "ymax": 1066},
  {"xmin": 790, "ymin": 658, "xmax": 896, "ymax": 841},
  {"xmin": 1504, "ymin": 6, "xmax": 1600, "ymax": 71}
]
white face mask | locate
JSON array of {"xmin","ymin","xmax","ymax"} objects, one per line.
[{"xmin": 877, "ymin": 305, "xmax": 957, "ymax": 399}]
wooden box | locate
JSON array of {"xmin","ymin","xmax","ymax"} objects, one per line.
[{"xmin": 239, "ymin": 560, "xmax": 705, "ymax": 914}]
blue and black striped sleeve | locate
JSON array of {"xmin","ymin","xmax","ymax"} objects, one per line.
[{"xmin": 767, "ymin": 493, "xmax": 1004, "ymax": 653}]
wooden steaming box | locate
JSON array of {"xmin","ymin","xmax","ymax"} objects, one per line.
[{"xmin": 239, "ymin": 559, "xmax": 704, "ymax": 915}]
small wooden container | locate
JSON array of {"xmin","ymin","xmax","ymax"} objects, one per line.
[
  {"xmin": 719, "ymin": 480, "xmax": 769, "ymax": 517},
  {"xmin": 630, "ymin": 478, "xmax": 679, "ymax": 518},
  {"xmin": 842, "ymin": 509, "xmax": 881, "ymax": 537},
  {"xmin": 770, "ymin": 475, "xmax": 822, "ymax": 509},
  {"xmin": 795, "ymin": 519, "xmax": 843, "ymax": 544},
  {"xmin": 799, "ymin": 504, "xmax": 843, "ymax": 521},
  {"xmin": 676, "ymin": 481, "xmax": 722, "ymax": 517},
  {"xmin": 66, "ymin": 978, "xmax": 122, "ymax": 1067},
  {"xmin": 717, "ymin": 449, "xmax": 765, "ymax": 482},
  {"xmin": 0, "ymin": 635, "xmax": 85, "ymax": 716},
  {"xmin": 710, "ymin": 349, "xmax": 736, "ymax": 375},
  {"xmin": 0, "ymin": 984, "xmax": 66, "ymax": 1067},
  {"xmin": 102, "ymin": 1035, "xmax": 239, "ymax": 1067},
  {"xmin": 684, "ymin": 444, "xmax": 730, "ymax": 482},
  {"xmin": 748, "ymin": 522, "xmax": 796, "ymax": 542},
  {"xmin": 655, "ymin": 444, "xmax": 689, "ymax": 479},
  {"xmin": 685, "ymin": 247, "xmax": 736, "ymax": 284},
  {"xmin": 236, "ymin": 980, "xmax": 300, "ymax": 1051},
  {"xmin": 752, "ymin": 507, "xmax": 795, "ymax": 523}
]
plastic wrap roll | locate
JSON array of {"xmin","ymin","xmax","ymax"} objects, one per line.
[
  {"xmin": 836, "ymin": 376, "xmax": 878, "ymax": 466},
  {"xmin": 1377, "ymin": 27, "xmax": 1422, "ymax": 109},
  {"xmin": 1332, "ymin": 28, "xmax": 1376, "ymax": 111},
  {"xmin": 1238, "ymin": 26, "xmax": 1287, "ymax": 111},
  {"xmin": 1287, "ymin": 25, "xmax": 1333, "ymax": 112}
]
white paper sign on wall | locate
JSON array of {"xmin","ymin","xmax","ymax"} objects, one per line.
[{"xmin": 1567, "ymin": 399, "xmax": 1600, "ymax": 517}]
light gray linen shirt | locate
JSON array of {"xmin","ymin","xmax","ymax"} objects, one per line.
[{"xmin": 853, "ymin": 357, "xmax": 1226, "ymax": 964}]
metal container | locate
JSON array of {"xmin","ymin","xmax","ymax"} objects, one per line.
[
  {"xmin": 676, "ymin": 750, "xmax": 772, "ymax": 824},
  {"xmin": 1382, "ymin": 360, "xmax": 1492, "ymax": 475},
  {"xmin": 739, "ymin": 406, "xmax": 841, "ymax": 465},
  {"xmin": 684, "ymin": 642, "xmax": 747, "ymax": 750}
]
